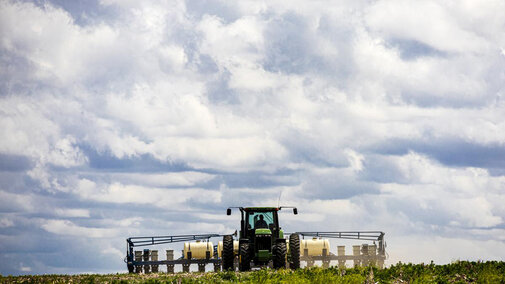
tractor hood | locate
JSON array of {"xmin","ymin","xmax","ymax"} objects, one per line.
[{"xmin": 255, "ymin": 228, "xmax": 272, "ymax": 235}]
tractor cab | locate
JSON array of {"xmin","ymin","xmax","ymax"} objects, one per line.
[{"xmin": 244, "ymin": 207, "xmax": 280, "ymax": 238}]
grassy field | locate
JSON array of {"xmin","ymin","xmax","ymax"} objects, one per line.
[{"xmin": 2, "ymin": 261, "xmax": 504, "ymax": 283}]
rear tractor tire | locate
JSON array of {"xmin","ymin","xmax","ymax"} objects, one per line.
[
  {"xmin": 239, "ymin": 242, "xmax": 251, "ymax": 271},
  {"xmin": 273, "ymin": 242, "xmax": 287, "ymax": 269},
  {"xmin": 289, "ymin": 234, "xmax": 301, "ymax": 269},
  {"xmin": 222, "ymin": 235, "xmax": 234, "ymax": 271}
]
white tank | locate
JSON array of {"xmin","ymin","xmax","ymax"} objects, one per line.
[
  {"xmin": 217, "ymin": 240, "xmax": 239, "ymax": 258},
  {"xmin": 183, "ymin": 241, "xmax": 214, "ymax": 259},
  {"xmin": 301, "ymin": 238, "xmax": 330, "ymax": 256}
]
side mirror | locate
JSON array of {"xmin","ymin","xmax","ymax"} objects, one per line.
[
  {"xmin": 293, "ymin": 208, "xmax": 298, "ymax": 215},
  {"xmin": 226, "ymin": 208, "xmax": 231, "ymax": 215}
]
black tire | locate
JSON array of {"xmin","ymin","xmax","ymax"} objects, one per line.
[
  {"xmin": 127, "ymin": 264, "xmax": 134, "ymax": 273},
  {"xmin": 239, "ymin": 242, "xmax": 251, "ymax": 271},
  {"xmin": 273, "ymin": 242, "xmax": 287, "ymax": 269},
  {"xmin": 222, "ymin": 235, "xmax": 234, "ymax": 271},
  {"xmin": 289, "ymin": 234, "xmax": 300, "ymax": 269}
]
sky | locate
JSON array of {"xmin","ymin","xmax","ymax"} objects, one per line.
[{"xmin": 1, "ymin": 0, "xmax": 505, "ymax": 275}]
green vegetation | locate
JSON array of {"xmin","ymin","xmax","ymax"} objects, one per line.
[{"xmin": 2, "ymin": 261, "xmax": 504, "ymax": 283}]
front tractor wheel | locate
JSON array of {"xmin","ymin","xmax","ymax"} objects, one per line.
[
  {"xmin": 273, "ymin": 242, "xmax": 287, "ymax": 269},
  {"xmin": 239, "ymin": 243, "xmax": 251, "ymax": 271},
  {"xmin": 289, "ymin": 234, "xmax": 300, "ymax": 269},
  {"xmin": 222, "ymin": 235, "xmax": 234, "ymax": 271}
]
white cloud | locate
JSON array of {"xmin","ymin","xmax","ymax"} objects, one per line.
[
  {"xmin": 54, "ymin": 208, "xmax": 90, "ymax": 218},
  {"xmin": 0, "ymin": 217, "xmax": 14, "ymax": 228},
  {"xmin": 103, "ymin": 217, "xmax": 144, "ymax": 228},
  {"xmin": 0, "ymin": 191, "xmax": 35, "ymax": 212},
  {"xmin": 389, "ymin": 235, "xmax": 505, "ymax": 264},
  {"xmin": 101, "ymin": 247, "xmax": 124, "ymax": 260},
  {"xmin": 112, "ymin": 171, "xmax": 214, "ymax": 187},
  {"xmin": 41, "ymin": 219, "xmax": 119, "ymax": 238},
  {"xmin": 0, "ymin": 96, "xmax": 60, "ymax": 157},
  {"xmin": 46, "ymin": 137, "xmax": 88, "ymax": 167},
  {"xmin": 305, "ymin": 199, "xmax": 362, "ymax": 217},
  {"xmin": 0, "ymin": 1, "xmax": 125, "ymax": 86},
  {"xmin": 76, "ymin": 179, "xmax": 222, "ymax": 209},
  {"xmin": 378, "ymin": 153, "xmax": 504, "ymax": 229},
  {"xmin": 19, "ymin": 263, "xmax": 31, "ymax": 272},
  {"xmin": 365, "ymin": 0, "xmax": 490, "ymax": 53},
  {"xmin": 197, "ymin": 14, "xmax": 265, "ymax": 69},
  {"xmin": 344, "ymin": 149, "xmax": 364, "ymax": 172},
  {"xmin": 449, "ymin": 197, "xmax": 502, "ymax": 228}
]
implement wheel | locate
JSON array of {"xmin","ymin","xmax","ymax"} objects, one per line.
[
  {"xmin": 127, "ymin": 263, "xmax": 134, "ymax": 273},
  {"xmin": 222, "ymin": 235, "xmax": 234, "ymax": 271},
  {"xmin": 289, "ymin": 234, "xmax": 300, "ymax": 269},
  {"xmin": 273, "ymin": 242, "xmax": 287, "ymax": 269},
  {"xmin": 239, "ymin": 242, "xmax": 251, "ymax": 271}
]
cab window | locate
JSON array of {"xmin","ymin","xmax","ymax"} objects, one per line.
[{"xmin": 247, "ymin": 212, "xmax": 274, "ymax": 229}]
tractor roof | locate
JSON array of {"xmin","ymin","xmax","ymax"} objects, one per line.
[{"xmin": 244, "ymin": 207, "xmax": 279, "ymax": 212}]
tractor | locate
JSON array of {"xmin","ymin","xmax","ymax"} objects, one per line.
[{"xmin": 222, "ymin": 206, "xmax": 300, "ymax": 271}]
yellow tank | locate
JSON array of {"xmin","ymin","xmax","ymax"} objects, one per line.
[
  {"xmin": 217, "ymin": 241, "xmax": 239, "ymax": 258},
  {"xmin": 300, "ymin": 238, "xmax": 330, "ymax": 256},
  {"xmin": 183, "ymin": 241, "xmax": 214, "ymax": 259}
]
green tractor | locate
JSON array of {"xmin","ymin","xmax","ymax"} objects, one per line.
[{"xmin": 222, "ymin": 207, "xmax": 301, "ymax": 271}]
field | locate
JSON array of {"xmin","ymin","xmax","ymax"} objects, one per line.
[{"xmin": 1, "ymin": 261, "xmax": 504, "ymax": 283}]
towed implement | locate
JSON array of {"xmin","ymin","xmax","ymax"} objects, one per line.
[{"xmin": 125, "ymin": 206, "xmax": 386, "ymax": 273}]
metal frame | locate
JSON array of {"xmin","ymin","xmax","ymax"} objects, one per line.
[
  {"xmin": 125, "ymin": 234, "xmax": 226, "ymax": 272},
  {"xmin": 291, "ymin": 231, "xmax": 386, "ymax": 268}
]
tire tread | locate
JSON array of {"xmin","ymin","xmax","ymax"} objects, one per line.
[
  {"xmin": 289, "ymin": 234, "xmax": 301, "ymax": 269},
  {"xmin": 222, "ymin": 235, "xmax": 234, "ymax": 271}
]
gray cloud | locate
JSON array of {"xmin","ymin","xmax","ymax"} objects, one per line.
[
  {"xmin": 388, "ymin": 39, "xmax": 447, "ymax": 60},
  {"xmin": 0, "ymin": 154, "xmax": 32, "ymax": 172},
  {"xmin": 370, "ymin": 138, "xmax": 505, "ymax": 169},
  {"xmin": 31, "ymin": 0, "xmax": 119, "ymax": 26}
]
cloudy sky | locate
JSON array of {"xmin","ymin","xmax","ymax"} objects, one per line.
[{"xmin": 1, "ymin": 0, "xmax": 505, "ymax": 275}]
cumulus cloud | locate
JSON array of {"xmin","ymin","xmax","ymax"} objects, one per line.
[
  {"xmin": 0, "ymin": 217, "xmax": 14, "ymax": 228},
  {"xmin": 1, "ymin": 0, "xmax": 504, "ymax": 275},
  {"xmin": 365, "ymin": 0, "xmax": 491, "ymax": 53},
  {"xmin": 41, "ymin": 219, "xmax": 119, "ymax": 238},
  {"xmin": 54, "ymin": 208, "xmax": 91, "ymax": 218},
  {"xmin": 75, "ymin": 179, "xmax": 222, "ymax": 209}
]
